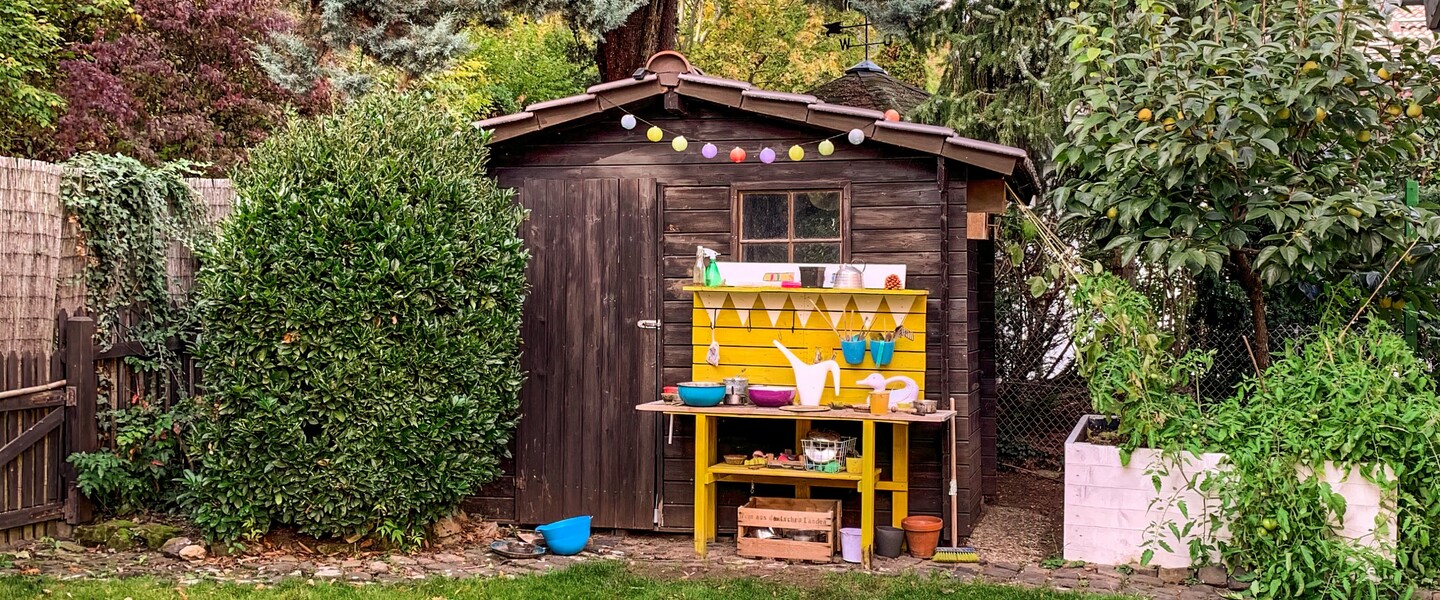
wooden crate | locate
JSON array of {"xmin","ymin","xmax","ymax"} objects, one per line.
[{"xmin": 736, "ymin": 497, "xmax": 840, "ymax": 562}]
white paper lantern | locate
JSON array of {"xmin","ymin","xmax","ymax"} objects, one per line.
[
  {"xmin": 847, "ymin": 128, "xmax": 865, "ymax": 145},
  {"xmin": 621, "ymin": 114, "xmax": 637, "ymax": 130}
]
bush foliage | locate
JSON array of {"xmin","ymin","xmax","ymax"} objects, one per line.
[
  {"xmin": 1073, "ymin": 270, "xmax": 1440, "ymax": 598},
  {"xmin": 187, "ymin": 94, "xmax": 528, "ymax": 545}
]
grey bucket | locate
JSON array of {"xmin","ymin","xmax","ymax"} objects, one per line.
[{"xmin": 875, "ymin": 525, "xmax": 905, "ymax": 558}]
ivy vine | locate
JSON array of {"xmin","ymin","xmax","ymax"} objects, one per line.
[
  {"xmin": 60, "ymin": 152, "xmax": 209, "ymax": 514},
  {"xmin": 60, "ymin": 152, "xmax": 208, "ymax": 363}
]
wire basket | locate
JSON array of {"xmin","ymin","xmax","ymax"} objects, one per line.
[{"xmin": 802, "ymin": 436, "xmax": 856, "ymax": 471}]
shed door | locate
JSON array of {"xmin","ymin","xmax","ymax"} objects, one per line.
[{"xmin": 515, "ymin": 178, "xmax": 659, "ymax": 529}]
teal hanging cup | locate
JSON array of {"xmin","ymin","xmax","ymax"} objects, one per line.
[
  {"xmin": 840, "ymin": 338, "xmax": 867, "ymax": 365},
  {"xmin": 869, "ymin": 339, "xmax": 895, "ymax": 367}
]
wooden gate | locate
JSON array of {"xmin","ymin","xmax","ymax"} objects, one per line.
[
  {"xmin": 0, "ymin": 313, "xmax": 95, "ymax": 541},
  {"xmin": 513, "ymin": 178, "xmax": 661, "ymax": 529}
]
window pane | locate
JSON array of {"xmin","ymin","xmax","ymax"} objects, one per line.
[
  {"xmin": 743, "ymin": 243, "xmax": 790, "ymax": 262},
  {"xmin": 794, "ymin": 191, "xmax": 841, "ymax": 239},
  {"xmin": 742, "ymin": 193, "xmax": 789, "ymax": 240},
  {"xmin": 794, "ymin": 243, "xmax": 840, "ymax": 263}
]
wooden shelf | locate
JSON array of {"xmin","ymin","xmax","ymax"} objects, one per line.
[
  {"xmin": 683, "ymin": 285, "xmax": 927, "ymax": 296},
  {"xmin": 636, "ymin": 401, "xmax": 955, "ymax": 424},
  {"xmin": 709, "ymin": 463, "xmax": 862, "ymax": 482}
]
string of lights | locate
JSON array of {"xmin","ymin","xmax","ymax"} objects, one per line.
[{"xmin": 598, "ymin": 96, "xmax": 903, "ymax": 163}]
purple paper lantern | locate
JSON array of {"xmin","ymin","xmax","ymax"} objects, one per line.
[
  {"xmin": 759, "ymin": 147, "xmax": 776, "ymax": 164},
  {"xmin": 701, "ymin": 143, "xmax": 718, "ymax": 159}
]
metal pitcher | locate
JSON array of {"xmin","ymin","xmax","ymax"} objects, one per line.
[
  {"xmin": 833, "ymin": 261, "xmax": 866, "ymax": 289},
  {"xmin": 723, "ymin": 375, "xmax": 749, "ymax": 405}
]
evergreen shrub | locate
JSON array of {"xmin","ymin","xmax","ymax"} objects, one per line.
[{"xmin": 187, "ymin": 94, "xmax": 527, "ymax": 545}]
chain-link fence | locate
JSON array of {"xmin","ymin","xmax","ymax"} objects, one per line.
[{"xmin": 995, "ymin": 324, "xmax": 1312, "ymax": 470}]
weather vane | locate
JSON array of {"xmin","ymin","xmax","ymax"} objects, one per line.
[{"xmin": 822, "ymin": 2, "xmax": 896, "ymax": 63}]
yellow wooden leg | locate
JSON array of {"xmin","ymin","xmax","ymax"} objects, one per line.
[
  {"xmin": 860, "ymin": 420, "xmax": 876, "ymax": 567},
  {"xmin": 794, "ymin": 419, "xmax": 811, "ymax": 499},
  {"xmin": 706, "ymin": 414, "xmax": 719, "ymax": 541},
  {"xmin": 694, "ymin": 414, "xmax": 714, "ymax": 557},
  {"xmin": 892, "ymin": 423, "xmax": 909, "ymax": 528}
]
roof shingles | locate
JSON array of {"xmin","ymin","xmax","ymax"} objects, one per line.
[{"xmin": 475, "ymin": 53, "xmax": 1027, "ymax": 177}]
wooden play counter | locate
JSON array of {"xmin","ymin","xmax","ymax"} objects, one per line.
[{"xmin": 636, "ymin": 402, "xmax": 955, "ymax": 566}]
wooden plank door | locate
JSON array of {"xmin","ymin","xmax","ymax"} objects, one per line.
[{"xmin": 515, "ymin": 178, "xmax": 659, "ymax": 529}]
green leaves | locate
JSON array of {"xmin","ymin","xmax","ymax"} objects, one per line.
[
  {"xmin": 1054, "ymin": 0, "xmax": 1440, "ymax": 301},
  {"xmin": 60, "ymin": 153, "xmax": 206, "ymax": 362},
  {"xmin": 187, "ymin": 94, "xmax": 528, "ymax": 546}
]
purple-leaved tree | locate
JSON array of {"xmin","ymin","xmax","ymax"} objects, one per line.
[{"xmin": 55, "ymin": 0, "xmax": 329, "ymax": 174}]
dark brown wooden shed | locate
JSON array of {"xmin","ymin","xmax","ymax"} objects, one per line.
[{"xmin": 466, "ymin": 52, "xmax": 1035, "ymax": 541}]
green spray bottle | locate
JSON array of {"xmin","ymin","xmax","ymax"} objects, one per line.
[{"xmin": 701, "ymin": 247, "xmax": 721, "ymax": 286}]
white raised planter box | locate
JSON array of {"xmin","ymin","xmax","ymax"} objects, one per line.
[{"xmin": 1063, "ymin": 415, "xmax": 1395, "ymax": 568}]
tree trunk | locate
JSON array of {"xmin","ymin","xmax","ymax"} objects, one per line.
[
  {"xmin": 596, "ymin": 0, "xmax": 680, "ymax": 82},
  {"xmin": 1229, "ymin": 248, "xmax": 1270, "ymax": 370}
]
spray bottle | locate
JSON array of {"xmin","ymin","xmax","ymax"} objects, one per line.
[{"xmin": 693, "ymin": 246, "xmax": 721, "ymax": 286}]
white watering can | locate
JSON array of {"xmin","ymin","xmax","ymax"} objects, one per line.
[{"xmin": 772, "ymin": 341, "xmax": 840, "ymax": 406}]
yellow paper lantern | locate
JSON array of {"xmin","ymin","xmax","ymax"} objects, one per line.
[
  {"xmin": 788, "ymin": 145, "xmax": 804, "ymax": 161},
  {"xmin": 818, "ymin": 139, "xmax": 835, "ymax": 156},
  {"xmin": 672, "ymin": 136, "xmax": 689, "ymax": 151},
  {"xmin": 646, "ymin": 126, "xmax": 663, "ymax": 142}
]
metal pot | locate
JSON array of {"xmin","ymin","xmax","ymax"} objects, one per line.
[
  {"xmin": 833, "ymin": 261, "xmax": 866, "ymax": 288},
  {"xmin": 723, "ymin": 375, "xmax": 749, "ymax": 405}
]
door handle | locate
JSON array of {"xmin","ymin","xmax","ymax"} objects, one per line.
[{"xmin": 637, "ymin": 319, "xmax": 662, "ymax": 330}]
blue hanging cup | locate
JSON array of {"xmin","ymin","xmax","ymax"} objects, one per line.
[
  {"xmin": 840, "ymin": 338, "xmax": 867, "ymax": 365},
  {"xmin": 869, "ymin": 339, "xmax": 895, "ymax": 367}
]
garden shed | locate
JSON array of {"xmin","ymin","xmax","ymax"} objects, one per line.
[{"xmin": 470, "ymin": 52, "xmax": 1035, "ymax": 541}]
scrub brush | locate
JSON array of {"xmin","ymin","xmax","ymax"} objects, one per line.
[{"xmin": 931, "ymin": 546, "xmax": 979, "ymax": 563}]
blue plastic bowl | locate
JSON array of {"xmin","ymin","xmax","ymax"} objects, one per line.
[
  {"xmin": 677, "ymin": 382, "xmax": 725, "ymax": 407},
  {"xmin": 536, "ymin": 515, "xmax": 591, "ymax": 556}
]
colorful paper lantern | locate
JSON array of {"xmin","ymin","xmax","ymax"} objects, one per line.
[
  {"xmin": 847, "ymin": 129, "xmax": 865, "ymax": 145},
  {"xmin": 701, "ymin": 143, "xmax": 718, "ymax": 159},
  {"xmin": 621, "ymin": 114, "xmax": 637, "ymax": 130},
  {"xmin": 818, "ymin": 139, "xmax": 835, "ymax": 156},
  {"xmin": 729, "ymin": 147, "xmax": 747, "ymax": 163},
  {"xmin": 646, "ymin": 126, "xmax": 664, "ymax": 142},
  {"xmin": 759, "ymin": 147, "xmax": 776, "ymax": 164},
  {"xmin": 788, "ymin": 145, "xmax": 804, "ymax": 161},
  {"xmin": 671, "ymin": 136, "xmax": 689, "ymax": 152},
  {"xmin": 884, "ymin": 109, "xmax": 901, "ymax": 122}
]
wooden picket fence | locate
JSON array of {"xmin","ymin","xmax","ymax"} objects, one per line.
[{"xmin": 0, "ymin": 311, "xmax": 97, "ymax": 543}]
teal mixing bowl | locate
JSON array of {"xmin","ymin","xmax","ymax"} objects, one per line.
[{"xmin": 677, "ymin": 382, "xmax": 725, "ymax": 406}]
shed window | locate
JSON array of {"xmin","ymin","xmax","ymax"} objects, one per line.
[{"xmin": 738, "ymin": 190, "xmax": 842, "ymax": 263}]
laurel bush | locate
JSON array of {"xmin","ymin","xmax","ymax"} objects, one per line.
[{"xmin": 186, "ymin": 94, "xmax": 527, "ymax": 545}]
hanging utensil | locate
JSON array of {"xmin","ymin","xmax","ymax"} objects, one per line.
[
  {"xmin": 706, "ymin": 319, "xmax": 720, "ymax": 367},
  {"xmin": 697, "ymin": 291, "xmax": 727, "ymax": 367}
]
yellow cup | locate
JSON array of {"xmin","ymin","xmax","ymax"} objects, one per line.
[
  {"xmin": 869, "ymin": 391, "xmax": 891, "ymax": 415},
  {"xmin": 846, "ymin": 457, "xmax": 862, "ymax": 474}
]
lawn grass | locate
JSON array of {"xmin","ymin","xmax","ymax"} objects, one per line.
[{"xmin": 0, "ymin": 561, "xmax": 1135, "ymax": 599}]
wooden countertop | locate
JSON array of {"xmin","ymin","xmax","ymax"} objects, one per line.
[
  {"xmin": 635, "ymin": 401, "xmax": 954, "ymax": 423},
  {"xmin": 682, "ymin": 285, "xmax": 927, "ymax": 296}
]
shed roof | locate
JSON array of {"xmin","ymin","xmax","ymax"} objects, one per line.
[
  {"xmin": 475, "ymin": 51, "xmax": 1030, "ymax": 179},
  {"xmin": 807, "ymin": 60, "xmax": 932, "ymax": 114}
]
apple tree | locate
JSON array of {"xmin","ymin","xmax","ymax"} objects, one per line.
[{"xmin": 1053, "ymin": 0, "xmax": 1440, "ymax": 364}]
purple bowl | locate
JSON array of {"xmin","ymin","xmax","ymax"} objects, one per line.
[{"xmin": 749, "ymin": 385, "xmax": 796, "ymax": 407}]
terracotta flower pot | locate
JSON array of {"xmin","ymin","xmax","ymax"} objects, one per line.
[{"xmin": 901, "ymin": 515, "xmax": 944, "ymax": 558}]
